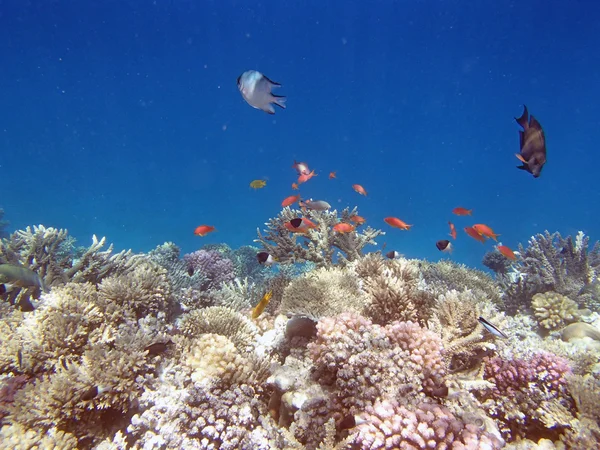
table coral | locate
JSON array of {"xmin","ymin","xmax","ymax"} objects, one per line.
[{"xmin": 255, "ymin": 206, "xmax": 383, "ymax": 268}]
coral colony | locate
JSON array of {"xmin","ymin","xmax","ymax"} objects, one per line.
[{"xmin": 1, "ymin": 219, "xmax": 600, "ymax": 449}]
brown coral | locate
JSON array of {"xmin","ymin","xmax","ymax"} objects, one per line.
[{"xmin": 531, "ymin": 291, "xmax": 580, "ymax": 330}]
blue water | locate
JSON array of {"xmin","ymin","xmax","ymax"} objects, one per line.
[{"xmin": 1, "ymin": 1, "xmax": 599, "ymax": 269}]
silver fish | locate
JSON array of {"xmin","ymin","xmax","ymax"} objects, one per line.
[
  {"xmin": 304, "ymin": 199, "xmax": 331, "ymax": 211},
  {"xmin": 237, "ymin": 70, "xmax": 286, "ymax": 115},
  {"xmin": 478, "ymin": 316, "xmax": 507, "ymax": 339}
]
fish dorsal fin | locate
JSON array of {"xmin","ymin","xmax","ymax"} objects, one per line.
[
  {"xmin": 515, "ymin": 105, "xmax": 529, "ymax": 129},
  {"xmin": 529, "ymin": 115, "xmax": 542, "ymax": 130},
  {"xmin": 262, "ymin": 75, "xmax": 281, "ymax": 86},
  {"xmin": 518, "ymin": 130, "xmax": 524, "ymax": 148}
]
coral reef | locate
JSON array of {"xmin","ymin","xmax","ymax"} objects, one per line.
[
  {"xmin": 184, "ymin": 248, "xmax": 236, "ymax": 291},
  {"xmin": 483, "ymin": 249, "xmax": 513, "ymax": 275},
  {"xmin": 148, "ymin": 241, "xmax": 208, "ymax": 292},
  {"xmin": 256, "ymin": 206, "xmax": 383, "ymax": 267},
  {"xmin": 531, "ymin": 292, "xmax": 581, "ymax": 330}
]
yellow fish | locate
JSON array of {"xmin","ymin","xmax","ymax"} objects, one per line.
[
  {"xmin": 250, "ymin": 179, "xmax": 267, "ymax": 189},
  {"xmin": 252, "ymin": 291, "xmax": 273, "ymax": 319}
]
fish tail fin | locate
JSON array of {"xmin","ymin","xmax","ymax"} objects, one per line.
[
  {"xmin": 515, "ymin": 105, "xmax": 529, "ymax": 129},
  {"xmin": 272, "ymin": 95, "xmax": 286, "ymax": 109},
  {"xmin": 516, "ymin": 164, "xmax": 529, "ymax": 171}
]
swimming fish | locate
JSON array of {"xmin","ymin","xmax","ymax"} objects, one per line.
[
  {"xmin": 436, "ymin": 240, "xmax": 453, "ymax": 253},
  {"xmin": 478, "ymin": 316, "xmax": 508, "ymax": 339},
  {"xmin": 472, "ymin": 224, "xmax": 500, "ymax": 241},
  {"xmin": 292, "ymin": 160, "xmax": 310, "ymax": 176},
  {"xmin": 252, "ymin": 291, "xmax": 273, "ymax": 319},
  {"xmin": 448, "ymin": 222, "xmax": 457, "ymax": 240},
  {"xmin": 0, "ymin": 283, "xmax": 15, "ymax": 294},
  {"xmin": 194, "ymin": 225, "xmax": 216, "ymax": 237},
  {"xmin": 515, "ymin": 105, "xmax": 547, "ymax": 178},
  {"xmin": 237, "ymin": 70, "xmax": 286, "ymax": 115},
  {"xmin": 350, "ymin": 215, "xmax": 366, "ymax": 225},
  {"xmin": 281, "ymin": 195, "xmax": 301, "ymax": 207},
  {"xmin": 285, "ymin": 218, "xmax": 316, "ymax": 233},
  {"xmin": 452, "ymin": 207, "xmax": 472, "ymax": 216},
  {"xmin": 385, "ymin": 250, "xmax": 402, "ymax": 260},
  {"xmin": 257, "ymin": 252, "xmax": 277, "ymax": 265},
  {"xmin": 303, "ymin": 199, "xmax": 331, "ymax": 211},
  {"xmin": 384, "ymin": 217, "xmax": 412, "ymax": 230},
  {"xmin": 145, "ymin": 340, "xmax": 174, "ymax": 356},
  {"xmin": 291, "ymin": 183, "xmax": 299, "ymax": 190},
  {"xmin": 497, "ymin": 244, "xmax": 516, "ymax": 261},
  {"xmin": 250, "ymin": 179, "xmax": 267, "ymax": 189},
  {"xmin": 187, "ymin": 265, "xmax": 194, "ymax": 276},
  {"xmin": 298, "ymin": 170, "xmax": 317, "ymax": 184},
  {"xmin": 0, "ymin": 264, "xmax": 47, "ymax": 292},
  {"xmin": 329, "ymin": 171, "xmax": 336, "ymax": 179},
  {"xmin": 464, "ymin": 226, "xmax": 486, "ymax": 243},
  {"xmin": 333, "ymin": 223, "xmax": 355, "ymax": 233},
  {"xmin": 352, "ymin": 184, "xmax": 367, "ymax": 196}
]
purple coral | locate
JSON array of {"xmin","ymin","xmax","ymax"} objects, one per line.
[
  {"xmin": 352, "ymin": 400, "xmax": 503, "ymax": 449},
  {"xmin": 183, "ymin": 249, "xmax": 235, "ymax": 291}
]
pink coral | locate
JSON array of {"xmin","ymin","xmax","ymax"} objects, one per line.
[
  {"xmin": 351, "ymin": 399, "xmax": 503, "ymax": 449},
  {"xmin": 307, "ymin": 313, "xmax": 447, "ymax": 417}
]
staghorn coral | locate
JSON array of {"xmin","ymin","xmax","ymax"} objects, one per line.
[
  {"xmin": 350, "ymin": 399, "xmax": 503, "ymax": 449},
  {"xmin": 420, "ymin": 259, "xmax": 503, "ymax": 307},
  {"xmin": 531, "ymin": 292, "xmax": 580, "ymax": 330},
  {"xmin": 429, "ymin": 289, "xmax": 505, "ymax": 373},
  {"xmin": 212, "ymin": 277, "xmax": 260, "ymax": 311},
  {"xmin": 184, "ymin": 248, "xmax": 236, "ymax": 291},
  {"xmin": 177, "ymin": 306, "xmax": 259, "ymax": 352},
  {"xmin": 255, "ymin": 206, "xmax": 383, "ymax": 268},
  {"xmin": 500, "ymin": 231, "xmax": 600, "ymax": 311},
  {"xmin": 279, "ymin": 266, "xmax": 367, "ymax": 320},
  {"xmin": 0, "ymin": 423, "xmax": 78, "ymax": 449},
  {"xmin": 352, "ymin": 253, "xmax": 434, "ymax": 325},
  {"xmin": 477, "ymin": 352, "xmax": 574, "ymax": 441}
]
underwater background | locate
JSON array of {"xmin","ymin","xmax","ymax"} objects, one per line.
[
  {"xmin": 3, "ymin": 1, "xmax": 600, "ymax": 450},
  {"xmin": 1, "ymin": 0, "xmax": 599, "ymax": 268}
]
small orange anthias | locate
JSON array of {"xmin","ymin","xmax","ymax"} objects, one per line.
[
  {"xmin": 452, "ymin": 207, "xmax": 472, "ymax": 216},
  {"xmin": 464, "ymin": 226, "xmax": 485, "ymax": 243},
  {"xmin": 194, "ymin": 225, "xmax": 216, "ymax": 237},
  {"xmin": 448, "ymin": 221, "xmax": 457, "ymax": 240},
  {"xmin": 352, "ymin": 184, "xmax": 367, "ymax": 196},
  {"xmin": 298, "ymin": 170, "xmax": 317, "ymax": 184},
  {"xmin": 333, "ymin": 223, "xmax": 355, "ymax": 233},
  {"xmin": 497, "ymin": 244, "xmax": 516, "ymax": 260},
  {"xmin": 329, "ymin": 171, "xmax": 336, "ymax": 179},
  {"xmin": 281, "ymin": 195, "xmax": 301, "ymax": 207},
  {"xmin": 384, "ymin": 217, "xmax": 412, "ymax": 230},
  {"xmin": 350, "ymin": 215, "xmax": 366, "ymax": 225},
  {"xmin": 472, "ymin": 224, "xmax": 500, "ymax": 241},
  {"xmin": 291, "ymin": 182, "xmax": 299, "ymax": 190}
]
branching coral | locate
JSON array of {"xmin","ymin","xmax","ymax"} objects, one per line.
[
  {"xmin": 148, "ymin": 241, "xmax": 208, "ymax": 292},
  {"xmin": 255, "ymin": 206, "xmax": 383, "ymax": 268},
  {"xmin": 352, "ymin": 253, "xmax": 434, "ymax": 325},
  {"xmin": 531, "ymin": 292, "xmax": 580, "ymax": 330},
  {"xmin": 500, "ymin": 231, "xmax": 600, "ymax": 311},
  {"xmin": 279, "ymin": 266, "xmax": 367, "ymax": 320},
  {"xmin": 350, "ymin": 399, "xmax": 503, "ymax": 449},
  {"xmin": 183, "ymin": 248, "xmax": 235, "ymax": 291}
]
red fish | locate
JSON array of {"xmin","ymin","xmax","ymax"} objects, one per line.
[
  {"xmin": 298, "ymin": 169, "xmax": 317, "ymax": 184},
  {"xmin": 350, "ymin": 215, "xmax": 366, "ymax": 225},
  {"xmin": 464, "ymin": 226, "xmax": 485, "ymax": 243},
  {"xmin": 352, "ymin": 184, "xmax": 367, "ymax": 196},
  {"xmin": 452, "ymin": 207, "xmax": 472, "ymax": 216},
  {"xmin": 194, "ymin": 225, "xmax": 216, "ymax": 237},
  {"xmin": 292, "ymin": 160, "xmax": 310, "ymax": 176},
  {"xmin": 472, "ymin": 224, "xmax": 500, "ymax": 241},
  {"xmin": 281, "ymin": 195, "xmax": 301, "ymax": 207},
  {"xmin": 333, "ymin": 223, "xmax": 355, "ymax": 233},
  {"xmin": 329, "ymin": 171, "xmax": 336, "ymax": 179},
  {"xmin": 284, "ymin": 217, "xmax": 317, "ymax": 233},
  {"xmin": 497, "ymin": 245, "xmax": 516, "ymax": 261},
  {"xmin": 291, "ymin": 183, "xmax": 299, "ymax": 190},
  {"xmin": 448, "ymin": 221, "xmax": 457, "ymax": 240},
  {"xmin": 384, "ymin": 217, "xmax": 412, "ymax": 230}
]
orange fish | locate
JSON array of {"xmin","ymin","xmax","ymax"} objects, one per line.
[
  {"xmin": 384, "ymin": 217, "xmax": 412, "ymax": 230},
  {"xmin": 452, "ymin": 207, "xmax": 472, "ymax": 216},
  {"xmin": 497, "ymin": 245, "xmax": 516, "ymax": 261},
  {"xmin": 352, "ymin": 184, "xmax": 367, "ymax": 196},
  {"xmin": 329, "ymin": 171, "xmax": 336, "ymax": 179},
  {"xmin": 472, "ymin": 224, "xmax": 500, "ymax": 241},
  {"xmin": 281, "ymin": 195, "xmax": 301, "ymax": 208},
  {"xmin": 291, "ymin": 183, "xmax": 299, "ymax": 190},
  {"xmin": 298, "ymin": 169, "xmax": 317, "ymax": 184},
  {"xmin": 333, "ymin": 223, "xmax": 355, "ymax": 233},
  {"xmin": 194, "ymin": 225, "xmax": 216, "ymax": 237},
  {"xmin": 301, "ymin": 218, "xmax": 318, "ymax": 229},
  {"xmin": 350, "ymin": 215, "xmax": 366, "ymax": 225},
  {"xmin": 284, "ymin": 217, "xmax": 316, "ymax": 233},
  {"xmin": 448, "ymin": 221, "xmax": 457, "ymax": 240},
  {"xmin": 464, "ymin": 226, "xmax": 485, "ymax": 243}
]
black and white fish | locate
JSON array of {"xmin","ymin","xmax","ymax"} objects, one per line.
[
  {"xmin": 257, "ymin": 252, "xmax": 277, "ymax": 265},
  {"xmin": 237, "ymin": 70, "xmax": 286, "ymax": 115},
  {"xmin": 478, "ymin": 316, "xmax": 508, "ymax": 339}
]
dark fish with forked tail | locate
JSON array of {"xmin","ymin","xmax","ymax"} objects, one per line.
[{"xmin": 515, "ymin": 105, "xmax": 547, "ymax": 178}]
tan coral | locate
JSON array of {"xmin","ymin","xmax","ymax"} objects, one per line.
[
  {"xmin": 279, "ymin": 266, "xmax": 367, "ymax": 320},
  {"xmin": 353, "ymin": 254, "xmax": 434, "ymax": 325},
  {"xmin": 532, "ymin": 292, "xmax": 580, "ymax": 330},
  {"xmin": 0, "ymin": 423, "xmax": 78, "ymax": 450}
]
